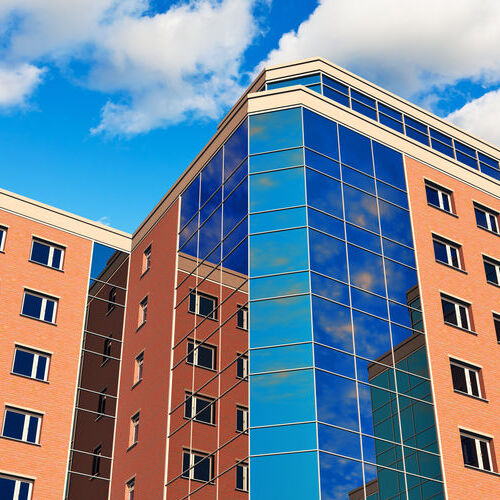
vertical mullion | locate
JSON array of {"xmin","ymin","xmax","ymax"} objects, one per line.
[{"xmin": 31, "ymin": 354, "xmax": 38, "ymax": 379}]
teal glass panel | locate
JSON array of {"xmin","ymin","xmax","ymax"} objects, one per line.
[
  {"xmin": 250, "ymin": 452, "xmax": 320, "ymax": 500},
  {"xmin": 250, "ymin": 206, "xmax": 306, "ymax": 234},
  {"xmin": 250, "ymin": 228, "xmax": 308, "ymax": 277},
  {"xmin": 362, "ymin": 434, "xmax": 403, "ymax": 470},
  {"xmin": 249, "ymin": 148, "xmax": 303, "ymax": 173},
  {"xmin": 250, "ymin": 343, "xmax": 314, "ymax": 373},
  {"xmin": 319, "ymin": 452, "xmax": 364, "ymax": 499},
  {"xmin": 250, "ymin": 167, "xmax": 305, "ymax": 212},
  {"xmin": 364, "ymin": 463, "xmax": 407, "ymax": 499},
  {"xmin": 250, "ymin": 423, "xmax": 317, "ymax": 455},
  {"xmin": 250, "ymin": 295, "xmax": 312, "ymax": 348},
  {"xmin": 249, "ymin": 108, "xmax": 303, "ymax": 154},
  {"xmin": 250, "ymin": 271, "xmax": 310, "ymax": 300},
  {"xmin": 404, "ymin": 448, "xmax": 442, "ymax": 480},
  {"xmin": 318, "ymin": 424, "xmax": 361, "ymax": 459},
  {"xmin": 250, "ymin": 369, "xmax": 316, "ymax": 426}
]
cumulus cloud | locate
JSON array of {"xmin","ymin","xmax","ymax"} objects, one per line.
[
  {"xmin": 0, "ymin": 63, "xmax": 44, "ymax": 107},
  {"xmin": 0, "ymin": 0, "xmax": 258, "ymax": 135}
]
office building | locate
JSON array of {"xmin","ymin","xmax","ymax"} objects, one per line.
[{"xmin": 0, "ymin": 57, "xmax": 499, "ymax": 499}]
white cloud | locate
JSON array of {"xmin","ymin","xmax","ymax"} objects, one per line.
[
  {"xmin": 0, "ymin": 63, "xmax": 44, "ymax": 107},
  {"xmin": 0, "ymin": 0, "xmax": 258, "ymax": 135}
]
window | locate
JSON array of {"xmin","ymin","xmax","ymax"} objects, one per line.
[
  {"xmin": 236, "ymin": 463, "xmax": 249, "ymax": 492},
  {"xmin": 461, "ymin": 431, "xmax": 494, "ymax": 472},
  {"xmin": 237, "ymin": 306, "xmax": 248, "ymax": 330},
  {"xmin": 236, "ymin": 406, "xmax": 248, "ymax": 433},
  {"xmin": 494, "ymin": 314, "xmax": 500, "ymax": 343},
  {"xmin": 21, "ymin": 290, "xmax": 57, "ymax": 323},
  {"xmin": 433, "ymin": 235, "xmax": 461, "ymax": 269},
  {"xmin": 450, "ymin": 360, "xmax": 482, "ymax": 398},
  {"xmin": 97, "ymin": 388, "xmax": 107, "ymax": 418},
  {"xmin": 102, "ymin": 336, "xmax": 112, "ymax": 364},
  {"xmin": 126, "ymin": 478, "xmax": 135, "ymax": 500},
  {"xmin": 92, "ymin": 445, "xmax": 102, "ymax": 476},
  {"xmin": 189, "ymin": 291, "xmax": 217, "ymax": 320},
  {"xmin": 0, "ymin": 474, "xmax": 32, "ymax": 500},
  {"xmin": 182, "ymin": 450, "xmax": 213, "ymax": 482},
  {"xmin": 441, "ymin": 295, "xmax": 471, "ymax": 330},
  {"xmin": 129, "ymin": 413, "xmax": 139, "ymax": 447},
  {"xmin": 107, "ymin": 287, "xmax": 117, "ymax": 312},
  {"xmin": 2, "ymin": 407, "xmax": 41, "ymax": 444},
  {"xmin": 138, "ymin": 297, "xmax": 148, "ymax": 327},
  {"xmin": 12, "ymin": 347, "xmax": 50, "ymax": 382},
  {"xmin": 236, "ymin": 354, "xmax": 248, "ymax": 379},
  {"xmin": 0, "ymin": 226, "xmax": 6, "ymax": 252},
  {"xmin": 134, "ymin": 353, "xmax": 144, "ymax": 385},
  {"xmin": 474, "ymin": 203, "xmax": 499, "ymax": 234},
  {"xmin": 187, "ymin": 340, "xmax": 216, "ymax": 370},
  {"xmin": 184, "ymin": 393, "xmax": 215, "ymax": 425},
  {"xmin": 30, "ymin": 238, "xmax": 64, "ymax": 270},
  {"xmin": 425, "ymin": 182, "xmax": 452, "ymax": 213},
  {"xmin": 483, "ymin": 256, "xmax": 500, "ymax": 286},
  {"xmin": 142, "ymin": 245, "xmax": 151, "ymax": 274}
]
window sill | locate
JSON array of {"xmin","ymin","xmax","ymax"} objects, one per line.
[
  {"xmin": 20, "ymin": 314, "xmax": 56, "ymax": 326},
  {"xmin": 127, "ymin": 442, "xmax": 138, "ymax": 452},
  {"xmin": 131, "ymin": 379, "xmax": 143, "ymax": 390},
  {"xmin": 427, "ymin": 203, "xmax": 458, "ymax": 217},
  {"xmin": 1, "ymin": 435, "xmax": 41, "ymax": 446},
  {"xmin": 186, "ymin": 362, "xmax": 216, "ymax": 372},
  {"xmin": 10, "ymin": 372, "xmax": 49, "ymax": 384},
  {"xmin": 100, "ymin": 358, "xmax": 111, "ymax": 367},
  {"xmin": 235, "ymin": 488, "xmax": 249, "ymax": 493},
  {"xmin": 443, "ymin": 322, "xmax": 477, "ymax": 335},
  {"xmin": 236, "ymin": 376, "xmax": 248, "ymax": 381},
  {"xmin": 183, "ymin": 417, "xmax": 216, "ymax": 427},
  {"xmin": 181, "ymin": 476, "xmax": 214, "ymax": 485},
  {"xmin": 236, "ymin": 326, "xmax": 249, "ymax": 332},
  {"xmin": 453, "ymin": 389, "xmax": 488, "ymax": 403},
  {"xmin": 136, "ymin": 322, "xmax": 146, "ymax": 333},
  {"xmin": 477, "ymin": 225, "xmax": 500, "ymax": 238},
  {"xmin": 28, "ymin": 259, "xmax": 64, "ymax": 273},
  {"xmin": 435, "ymin": 260, "xmax": 467, "ymax": 274},
  {"xmin": 464, "ymin": 464, "xmax": 500, "ymax": 477},
  {"xmin": 486, "ymin": 280, "xmax": 500, "ymax": 288},
  {"xmin": 187, "ymin": 310, "xmax": 218, "ymax": 322}
]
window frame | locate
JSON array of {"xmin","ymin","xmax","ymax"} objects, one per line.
[
  {"xmin": 2, "ymin": 407, "xmax": 42, "ymax": 444},
  {"xmin": 425, "ymin": 181, "xmax": 453, "ymax": 214},
  {"xmin": 460, "ymin": 430, "xmax": 494, "ymax": 472},
  {"xmin": 181, "ymin": 449, "xmax": 213, "ymax": 483},
  {"xmin": 0, "ymin": 474, "xmax": 33, "ymax": 500},
  {"xmin": 138, "ymin": 296, "xmax": 148, "ymax": 327},
  {"xmin": 188, "ymin": 290, "xmax": 218, "ymax": 320},
  {"xmin": 236, "ymin": 305, "xmax": 248, "ymax": 330},
  {"xmin": 432, "ymin": 234, "xmax": 462, "ymax": 270},
  {"xmin": 107, "ymin": 287, "xmax": 117, "ymax": 313},
  {"xmin": 236, "ymin": 406, "xmax": 248, "ymax": 433},
  {"xmin": 102, "ymin": 336, "xmax": 113, "ymax": 365},
  {"xmin": 97, "ymin": 387, "xmax": 107, "ymax": 419},
  {"xmin": 184, "ymin": 392, "xmax": 215, "ymax": 425},
  {"xmin": 236, "ymin": 462, "xmax": 249, "ymax": 492},
  {"xmin": 494, "ymin": 313, "xmax": 500, "ymax": 343},
  {"xmin": 29, "ymin": 237, "xmax": 65, "ymax": 271},
  {"xmin": 450, "ymin": 359, "xmax": 483, "ymax": 399},
  {"xmin": 0, "ymin": 226, "xmax": 7, "ymax": 252},
  {"xmin": 126, "ymin": 477, "xmax": 135, "ymax": 500},
  {"xmin": 21, "ymin": 290, "xmax": 58, "ymax": 324},
  {"xmin": 236, "ymin": 354, "xmax": 248, "ymax": 380},
  {"xmin": 134, "ymin": 352, "xmax": 144, "ymax": 385},
  {"xmin": 11, "ymin": 346, "xmax": 50, "ymax": 382},
  {"xmin": 142, "ymin": 245, "xmax": 152, "ymax": 275},
  {"xmin": 129, "ymin": 412, "xmax": 140, "ymax": 447},
  {"xmin": 186, "ymin": 340, "xmax": 216, "ymax": 371},
  {"xmin": 441, "ymin": 294, "xmax": 472, "ymax": 331},
  {"xmin": 483, "ymin": 256, "xmax": 500, "ymax": 286},
  {"xmin": 474, "ymin": 203, "xmax": 499, "ymax": 234},
  {"xmin": 92, "ymin": 444, "xmax": 102, "ymax": 477}
]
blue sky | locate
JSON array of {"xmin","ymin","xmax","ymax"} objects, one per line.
[{"xmin": 1, "ymin": 0, "xmax": 499, "ymax": 233}]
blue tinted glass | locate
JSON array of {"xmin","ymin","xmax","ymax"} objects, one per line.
[
  {"xmin": 223, "ymin": 237, "xmax": 247, "ymax": 274},
  {"xmin": 0, "ymin": 477, "xmax": 15, "ymax": 498},
  {"xmin": 13, "ymin": 350, "xmax": 34, "ymax": 377},
  {"xmin": 31, "ymin": 241, "xmax": 49, "ymax": 265},
  {"xmin": 223, "ymin": 180, "xmax": 247, "ymax": 236},
  {"xmin": 224, "ymin": 158, "xmax": 247, "ymax": 198},
  {"xmin": 22, "ymin": 294, "xmax": 42, "ymax": 318},
  {"xmin": 389, "ymin": 301, "xmax": 419, "ymax": 329},
  {"xmin": 352, "ymin": 309, "xmax": 391, "ymax": 361},
  {"xmin": 249, "ymin": 148, "xmax": 303, "ymax": 173},
  {"xmin": 372, "ymin": 141, "xmax": 406, "ymax": 190},
  {"xmin": 339, "ymin": 125, "xmax": 373, "ymax": 174},
  {"xmin": 224, "ymin": 120, "xmax": 248, "ymax": 181},
  {"xmin": 267, "ymin": 74, "xmax": 320, "ymax": 89},
  {"xmin": 320, "ymin": 453, "xmax": 364, "ymax": 500},
  {"xmin": 379, "ymin": 103, "xmax": 402, "ymax": 121},
  {"xmin": 384, "ymin": 260, "xmax": 418, "ymax": 305},
  {"xmin": 309, "ymin": 229, "xmax": 347, "ymax": 282},
  {"xmin": 249, "ymin": 108, "xmax": 303, "ymax": 154},
  {"xmin": 251, "ymin": 452, "xmax": 320, "ymax": 500},
  {"xmin": 480, "ymin": 163, "xmax": 500, "ymax": 180},
  {"xmin": 352, "ymin": 100, "xmax": 377, "ymax": 120},
  {"xmin": 346, "ymin": 224, "xmax": 381, "ymax": 254},
  {"xmin": 3, "ymin": 410, "xmax": 24, "ymax": 439},
  {"xmin": 250, "ymin": 167, "xmax": 305, "ymax": 213},
  {"xmin": 250, "ymin": 369, "xmax": 316, "ymax": 426},
  {"xmin": 36, "ymin": 356, "xmax": 47, "ymax": 380},
  {"xmin": 52, "ymin": 248, "xmax": 62, "ymax": 269},
  {"xmin": 250, "ymin": 228, "xmax": 308, "ymax": 276},
  {"xmin": 405, "ymin": 117, "xmax": 427, "ymax": 133},
  {"xmin": 351, "ymin": 90, "xmax": 375, "ymax": 107},
  {"xmin": 323, "ymin": 85, "xmax": 350, "ymax": 106},
  {"xmin": 307, "ymin": 208, "xmax": 345, "ymax": 239},
  {"xmin": 250, "ymin": 271, "xmax": 310, "ymax": 300},
  {"xmin": 198, "ymin": 208, "xmax": 221, "ymax": 262},
  {"xmin": 425, "ymin": 185, "xmax": 440, "ymax": 207},
  {"xmin": 308, "ymin": 84, "xmax": 322, "ymax": 94},
  {"xmin": 406, "ymin": 126, "xmax": 429, "ymax": 146},
  {"xmin": 342, "ymin": 165, "xmax": 375, "ymax": 193},
  {"xmin": 251, "ymin": 344, "xmax": 313, "ymax": 373},
  {"xmin": 44, "ymin": 300, "xmax": 55, "ymax": 322},
  {"xmin": 223, "ymin": 217, "xmax": 246, "ymax": 257},
  {"xmin": 456, "ymin": 150, "xmax": 478, "ymax": 169},
  {"xmin": 478, "ymin": 151, "xmax": 498, "ymax": 168},
  {"xmin": 250, "ymin": 296, "xmax": 312, "ymax": 348},
  {"xmin": 379, "ymin": 200, "xmax": 413, "ymax": 247},
  {"xmin": 348, "ymin": 245, "xmax": 385, "ymax": 296},
  {"xmin": 379, "ymin": 113, "xmax": 404, "ymax": 133},
  {"xmin": 356, "ymin": 358, "xmax": 395, "ymax": 389},
  {"xmin": 376, "ymin": 181, "xmax": 408, "ymax": 208},
  {"xmin": 250, "ymin": 207, "xmax": 306, "ymax": 234},
  {"xmin": 323, "ymin": 75, "xmax": 348, "ymax": 94},
  {"xmin": 250, "ymin": 423, "xmax": 317, "ymax": 455},
  {"xmin": 305, "ymin": 148, "xmax": 340, "ymax": 178},
  {"xmin": 316, "ymin": 370, "xmax": 359, "ymax": 430},
  {"xmin": 343, "ymin": 185, "xmax": 379, "ymax": 233},
  {"xmin": 383, "ymin": 238, "xmax": 415, "ymax": 267},
  {"xmin": 311, "ymin": 272, "xmax": 349, "ymax": 305},
  {"xmin": 431, "ymin": 138, "xmax": 454, "ymax": 158},
  {"xmin": 429, "ymin": 128, "xmax": 452, "ymax": 146},
  {"xmin": 27, "ymin": 416, "xmax": 38, "ymax": 443},
  {"xmin": 306, "ymin": 169, "xmax": 342, "ymax": 217},
  {"xmin": 19, "ymin": 482, "xmax": 31, "ymax": 500},
  {"xmin": 178, "ymin": 221, "xmax": 197, "ymax": 257},
  {"xmin": 179, "ymin": 176, "xmax": 200, "ymax": 230},
  {"xmin": 454, "ymin": 140, "xmax": 475, "ymax": 157},
  {"xmin": 200, "ymin": 150, "xmax": 223, "ymax": 204},
  {"xmin": 314, "ymin": 344, "xmax": 355, "ymax": 378},
  {"xmin": 303, "ymin": 108, "xmax": 339, "ymax": 160},
  {"xmin": 391, "ymin": 324, "xmax": 419, "ymax": 349},
  {"xmin": 351, "ymin": 287, "xmax": 388, "ymax": 319},
  {"xmin": 200, "ymin": 187, "xmax": 221, "ymax": 225},
  {"xmin": 312, "ymin": 296, "xmax": 352, "ymax": 352},
  {"xmin": 433, "ymin": 240, "xmax": 447, "ymax": 264},
  {"xmin": 318, "ymin": 424, "xmax": 361, "ymax": 458}
]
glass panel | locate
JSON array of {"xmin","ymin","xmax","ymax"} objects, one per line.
[
  {"xmin": 405, "ymin": 117, "xmax": 427, "ymax": 133},
  {"xmin": 179, "ymin": 175, "xmax": 200, "ymax": 230},
  {"xmin": 323, "ymin": 85, "xmax": 350, "ymax": 106},
  {"xmin": 249, "ymin": 108, "xmax": 303, "ymax": 154},
  {"xmin": 198, "ymin": 208, "xmax": 221, "ymax": 262},
  {"xmin": 307, "ymin": 208, "xmax": 345, "ymax": 239},
  {"xmin": 249, "ymin": 148, "xmax": 303, "ymax": 174},
  {"xmin": 31, "ymin": 241, "xmax": 50, "ymax": 265},
  {"xmin": 200, "ymin": 186, "xmax": 221, "ymax": 225},
  {"xmin": 478, "ymin": 151, "xmax": 498, "ymax": 168},
  {"xmin": 223, "ymin": 179, "xmax": 247, "ymax": 236},
  {"xmin": 342, "ymin": 164, "xmax": 376, "ymax": 194},
  {"xmin": 385, "ymin": 259, "xmax": 419, "ymax": 305},
  {"xmin": 305, "ymin": 148, "xmax": 340, "ymax": 179},
  {"xmin": 250, "ymin": 207, "xmax": 306, "ymax": 234},
  {"xmin": 224, "ymin": 119, "xmax": 248, "ymax": 181},
  {"xmin": 352, "ymin": 100, "xmax": 377, "ymax": 120},
  {"xmin": 318, "ymin": 424, "xmax": 361, "ymax": 458},
  {"xmin": 339, "ymin": 125, "xmax": 374, "ymax": 174},
  {"xmin": 351, "ymin": 89, "xmax": 375, "ymax": 107},
  {"xmin": 380, "ymin": 112, "xmax": 405, "ymax": 133},
  {"xmin": 223, "ymin": 217, "xmax": 247, "ymax": 256},
  {"xmin": 319, "ymin": 453, "xmax": 364, "ymax": 500},
  {"xmin": 323, "ymin": 76, "xmax": 349, "ymax": 94},
  {"xmin": 303, "ymin": 108, "xmax": 339, "ymax": 160},
  {"xmin": 343, "ymin": 185, "xmax": 379, "ymax": 233},
  {"xmin": 362, "ymin": 434, "xmax": 404, "ymax": 471},
  {"xmin": 250, "ymin": 344, "xmax": 314, "ymax": 373},
  {"xmin": 346, "ymin": 224, "xmax": 381, "ymax": 254},
  {"xmin": 406, "ymin": 126, "xmax": 429, "ymax": 146},
  {"xmin": 306, "ymin": 168, "xmax": 342, "ymax": 218},
  {"xmin": 13, "ymin": 350, "xmax": 34, "ymax": 377},
  {"xmin": 431, "ymin": 138, "xmax": 454, "ymax": 158},
  {"xmin": 309, "ymin": 229, "xmax": 347, "ymax": 282},
  {"xmin": 377, "ymin": 181, "xmax": 408, "ymax": 209},
  {"xmin": 222, "ymin": 236, "xmax": 248, "ymax": 274},
  {"xmin": 352, "ymin": 309, "xmax": 391, "ymax": 361},
  {"xmin": 250, "ymin": 167, "xmax": 305, "ymax": 212},
  {"xmin": 267, "ymin": 74, "xmax": 321, "ymax": 89},
  {"xmin": 372, "ymin": 141, "xmax": 406, "ymax": 190},
  {"xmin": 250, "ymin": 423, "xmax": 317, "ymax": 455},
  {"xmin": 200, "ymin": 149, "xmax": 223, "ymax": 205},
  {"xmin": 22, "ymin": 294, "xmax": 42, "ymax": 318},
  {"xmin": 250, "ymin": 271, "xmax": 310, "ymax": 300},
  {"xmin": 379, "ymin": 200, "xmax": 413, "ymax": 247},
  {"xmin": 250, "ymin": 295, "xmax": 312, "ymax": 348},
  {"xmin": 311, "ymin": 272, "xmax": 349, "ymax": 305},
  {"xmin": 312, "ymin": 296, "xmax": 353, "ymax": 352},
  {"xmin": 250, "ymin": 228, "xmax": 308, "ymax": 276},
  {"xmin": 429, "ymin": 128, "xmax": 452, "ymax": 146},
  {"xmin": 224, "ymin": 158, "xmax": 247, "ymax": 198},
  {"xmin": 351, "ymin": 287, "xmax": 388, "ymax": 319},
  {"xmin": 456, "ymin": 150, "xmax": 478, "ymax": 169},
  {"xmin": 383, "ymin": 238, "xmax": 415, "ymax": 267},
  {"xmin": 480, "ymin": 163, "xmax": 500, "ymax": 180},
  {"xmin": 314, "ymin": 344, "xmax": 355, "ymax": 378},
  {"xmin": 379, "ymin": 103, "xmax": 402, "ymax": 121},
  {"xmin": 348, "ymin": 244, "xmax": 386, "ymax": 296},
  {"xmin": 356, "ymin": 358, "xmax": 396, "ymax": 390}
]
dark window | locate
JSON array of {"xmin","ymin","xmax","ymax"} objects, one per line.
[
  {"xmin": 236, "ymin": 355, "xmax": 248, "ymax": 379},
  {"xmin": 0, "ymin": 227, "xmax": 7, "ymax": 252},
  {"xmin": 188, "ymin": 291, "xmax": 217, "ymax": 319},
  {"xmin": 126, "ymin": 478, "xmax": 135, "ymax": 500},
  {"xmin": 184, "ymin": 393, "xmax": 215, "ymax": 424},
  {"xmin": 2, "ymin": 408, "xmax": 41, "ymax": 444},
  {"xmin": 142, "ymin": 245, "xmax": 151, "ymax": 274},
  {"xmin": 182, "ymin": 450, "xmax": 213, "ymax": 482},
  {"xmin": 441, "ymin": 296, "xmax": 470, "ymax": 330},
  {"xmin": 236, "ymin": 463, "xmax": 248, "ymax": 491},
  {"xmin": 237, "ymin": 306, "xmax": 248, "ymax": 330},
  {"xmin": 135, "ymin": 353, "xmax": 144, "ymax": 384},
  {"xmin": 494, "ymin": 314, "xmax": 500, "ymax": 343},
  {"xmin": 461, "ymin": 432, "xmax": 493, "ymax": 471},
  {"xmin": 102, "ymin": 337, "xmax": 112, "ymax": 364},
  {"xmin": 236, "ymin": 406, "xmax": 248, "ymax": 433},
  {"xmin": 433, "ymin": 236, "xmax": 461, "ymax": 269},
  {"xmin": 92, "ymin": 445, "xmax": 102, "ymax": 476},
  {"xmin": 483, "ymin": 257, "xmax": 500, "ymax": 285},
  {"xmin": 30, "ymin": 239, "xmax": 64, "ymax": 270},
  {"xmin": 425, "ymin": 183, "xmax": 452, "ymax": 213},
  {"xmin": 474, "ymin": 204, "xmax": 499, "ymax": 234},
  {"xmin": 187, "ymin": 341, "xmax": 216, "ymax": 370},
  {"xmin": 138, "ymin": 297, "xmax": 148, "ymax": 326},
  {"xmin": 97, "ymin": 388, "xmax": 107, "ymax": 417},
  {"xmin": 12, "ymin": 347, "xmax": 49, "ymax": 381},
  {"xmin": 22, "ymin": 291, "xmax": 57, "ymax": 323},
  {"xmin": 450, "ymin": 360, "xmax": 481, "ymax": 398},
  {"xmin": 130, "ymin": 413, "xmax": 139, "ymax": 446},
  {"xmin": 108, "ymin": 287, "xmax": 117, "ymax": 312},
  {"xmin": 0, "ymin": 474, "xmax": 32, "ymax": 500}
]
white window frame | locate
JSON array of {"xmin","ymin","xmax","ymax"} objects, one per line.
[
  {"xmin": 187, "ymin": 340, "xmax": 216, "ymax": 370},
  {"xmin": 236, "ymin": 354, "xmax": 248, "ymax": 379},
  {"xmin": 182, "ymin": 450, "xmax": 213, "ymax": 482},
  {"xmin": 494, "ymin": 313, "xmax": 500, "ymax": 343},
  {"xmin": 475, "ymin": 204, "xmax": 499, "ymax": 234},
  {"xmin": 483, "ymin": 256, "xmax": 500, "ymax": 285},
  {"xmin": 442, "ymin": 296, "xmax": 470, "ymax": 330},
  {"xmin": 461, "ymin": 431, "xmax": 494, "ymax": 472},
  {"xmin": 0, "ymin": 226, "xmax": 6, "ymax": 252},
  {"xmin": 237, "ymin": 306, "xmax": 248, "ymax": 330},
  {"xmin": 130, "ymin": 413, "xmax": 140, "ymax": 446},
  {"xmin": 12, "ymin": 346, "xmax": 50, "ymax": 382},
  {"xmin": 426, "ymin": 183, "xmax": 452, "ymax": 212},
  {"xmin": 236, "ymin": 406, "xmax": 248, "ymax": 433},
  {"xmin": 30, "ymin": 238, "xmax": 65, "ymax": 270},
  {"xmin": 0, "ymin": 474, "xmax": 33, "ymax": 500},
  {"xmin": 126, "ymin": 478, "xmax": 135, "ymax": 500},
  {"xmin": 236, "ymin": 462, "xmax": 249, "ymax": 492},
  {"xmin": 188, "ymin": 290, "xmax": 218, "ymax": 320},
  {"xmin": 450, "ymin": 360, "xmax": 482, "ymax": 398},
  {"xmin": 433, "ymin": 236, "xmax": 461, "ymax": 269},
  {"xmin": 184, "ymin": 393, "xmax": 215, "ymax": 424},
  {"xmin": 142, "ymin": 245, "xmax": 151, "ymax": 274},
  {"xmin": 134, "ymin": 352, "xmax": 144, "ymax": 384},
  {"xmin": 2, "ymin": 407, "xmax": 42, "ymax": 444},
  {"xmin": 22, "ymin": 290, "xmax": 58, "ymax": 323},
  {"xmin": 138, "ymin": 297, "xmax": 148, "ymax": 326}
]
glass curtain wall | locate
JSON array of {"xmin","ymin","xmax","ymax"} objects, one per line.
[{"xmin": 248, "ymin": 107, "xmax": 444, "ymax": 500}]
